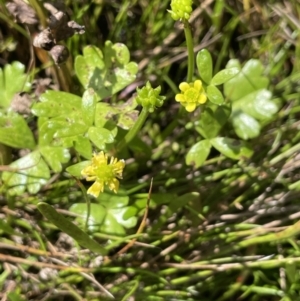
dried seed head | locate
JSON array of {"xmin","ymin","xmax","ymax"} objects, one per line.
[
  {"xmin": 6, "ymin": 0, "xmax": 38, "ymax": 24},
  {"xmin": 67, "ymin": 21, "xmax": 85, "ymax": 35},
  {"xmin": 53, "ymin": 20, "xmax": 85, "ymax": 42},
  {"xmin": 33, "ymin": 28, "xmax": 55, "ymax": 51},
  {"xmin": 32, "ymin": 1, "xmax": 85, "ymax": 64},
  {"xmin": 49, "ymin": 45, "xmax": 69, "ymax": 65},
  {"xmin": 48, "ymin": 11, "xmax": 68, "ymax": 31}
]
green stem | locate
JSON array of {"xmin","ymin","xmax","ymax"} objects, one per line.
[
  {"xmin": 183, "ymin": 20, "xmax": 194, "ymax": 82},
  {"xmin": 117, "ymin": 107, "xmax": 149, "ymax": 152},
  {"xmin": 0, "ymin": 11, "xmax": 28, "ymax": 38},
  {"xmin": 0, "ymin": 143, "xmax": 11, "ymax": 165},
  {"xmin": 75, "ymin": 178, "xmax": 90, "ymax": 232}
]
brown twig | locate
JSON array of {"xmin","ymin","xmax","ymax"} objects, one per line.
[
  {"xmin": 115, "ymin": 178, "xmax": 153, "ymax": 256},
  {"xmin": 0, "ymin": 253, "xmax": 92, "ymax": 272}
]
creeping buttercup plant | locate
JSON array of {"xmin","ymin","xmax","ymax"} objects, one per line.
[
  {"xmin": 1, "ymin": 0, "xmax": 280, "ymax": 262},
  {"xmin": 2, "ymin": 1, "xmax": 299, "ymax": 300}
]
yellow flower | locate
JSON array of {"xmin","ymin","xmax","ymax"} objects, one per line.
[
  {"xmin": 175, "ymin": 80, "xmax": 207, "ymax": 112},
  {"xmin": 81, "ymin": 152, "xmax": 125, "ymax": 197}
]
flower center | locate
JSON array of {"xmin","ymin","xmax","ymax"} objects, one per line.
[
  {"xmin": 184, "ymin": 87, "xmax": 199, "ymax": 102},
  {"xmin": 94, "ymin": 165, "xmax": 114, "ymax": 182}
]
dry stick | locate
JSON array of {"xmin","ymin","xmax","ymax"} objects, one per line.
[
  {"xmin": 51, "ymin": 257, "xmax": 114, "ymax": 300},
  {"xmin": 0, "ymin": 253, "xmax": 92, "ymax": 272},
  {"xmin": 163, "ymin": 256, "xmax": 300, "ymax": 271},
  {"xmin": 140, "ymin": 242, "xmax": 179, "ymax": 269},
  {"xmin": 115, "ymin": 178, "xmax": 153, "ymax": 257},
  {"xmin": 0, "ymin": 241, "xmax": 71, "ymax": 258}
]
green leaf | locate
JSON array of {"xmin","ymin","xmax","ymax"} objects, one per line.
[
  {"xmin": 38, "ymin": 117, "xmax": 58, "ymax": 146},
  {"xmin": 0, "ymin": 112, "xmax": 36, "ymax": 149},
  {"xmin": 0, "ymin": 219, "xmax": 16, "ymax": 235},
  {"xmin": 100, "ymin": 196, "xmax": 136, "ymax": 232},
  {"xmin": 2, "ymin": 151, "xmax": 50, "ymax": 195},
  {"xmin": 69, "ymin": 203, "xmax": 106, "ymax": 232},
  {"xmin": 232, "ymin": 89, "xmax": 277, "ymax": 121},
  {"xmin": 210, "ymin": 137, "xmax": 253, "ymax": 160},
  {"xmin": 39, "ymin": 146, "xmax": 70, "ymax": 172},
  {"xmin": 207, "ymin": 85, "xmax": 224, "ymax": 105},
  {"xmin": 66, "ymin": 160, "xmax": 91, "ymax": 177},
  {"xmin": 7, "ymin": 292, "xmax": 26, "ymax": 301},
  {"xmin": 88, "ymin": 127, "xmax": 115, "ymax": 150},
  {"xmin": 103, "ymin": 205, "xmax": 137, "ymax": 232},
  {"xmin": 70, "ymin": 193, "xmax": 137, "ymax": 235},
  {"xmin": 224, "ymin": 59, "xmax": 269, "ymax": 101},
  {"xmin": 99, "ymin": 192, "xmax": 130, "ymax": 208},
  {"xmin": 40, "ymin": 90, "xmax": 82, "ymax": 106},
  {"xmin": 95, "ymin": 102, "xmax": 118, "ymax": 128},
  {"xmin": 0, "ymin": 62, "xmax": 31, "ymax": 109},
  {"xmin": 75, "ymin": 42, "xmax": 138, "ymax": 99},
  {"xmin": 33, "ymin": 90, "xmax": 90, "ymax": 145},
  {"xmin": 81, "ymin": 88, "xmax": 97, "ymax": 126},
  {"xmin": 186, "ymin": 139, "xmax": 211, "ymax": 168},
  {"xmin": 32, "ymin": 91, "xmax": 82, "ymax": 117},
  {"xmin": 224, "ymin": 60, "xmax": 277, "ymax": 139},
  {"xmin": 211, "ymin": 67, "xmax": 240, "ymax": 85},
  {"xmin": 95, "ymin": 100, "xmax": 138, "ymax": 130},
  {"xmin": 196, "ymin": 104, "xmax": 231, "ymax": 138},
  {"xmin": 117, "ymin": 110, "xmax": 139, "ymax": 130},
  {"xmin": 32, "ymin": 100, "xmax": 74, "ymax": 118},
  {"xmin": 73, "ymin": 136, "xmax": 92, "ymax": 159},
  {"xmin": 112, "ymin": 99, "xmax": 139, "ymax": 130},
  {"xmin": 232, "ymin": 111, "xmax": 261, "ymax": 140},
  {"xmin": 196, "ymin": 49, "xmax": 213, "ymax": 84},
  {"xmin": 53, "ymin": 117, "xmax": 88, "ymax": 138},
  {"xmin": 37, "ymin": 202, "xmax": 107, "ymax": 255}
]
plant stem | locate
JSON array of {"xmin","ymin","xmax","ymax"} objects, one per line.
[
  {"xmin": 183, "ymin": 20, "xmax": 194, "ymax": 82},
  {"xmin": 0, "ymin": 143, "xmax": 11, "ymax": 165},
  {"xmin": 117, "ymin": 107, "xmax": 149, "ymax": 152}
]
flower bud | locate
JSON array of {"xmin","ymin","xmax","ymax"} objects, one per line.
[
  {"xmin": 169, "ymin": 0, "xmax": 193, "ymax": 21},
  {"xmin": 136, "ymin": 82, "xmax": 165, "ymax": 113}
]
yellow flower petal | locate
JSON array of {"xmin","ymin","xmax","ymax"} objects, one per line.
[
  {"xmin": 194, "ymin": 80, "xmax": 202, "ymax": 91},
  {"xmin": 186, "ymin": 102, "xmax": 196, "ymax": 112},
  {"xmin": 108, "ymin": 178, "xmax": 119, "ymax": 193},
  {"xmin": 85, "ymin": 176, "xmax": 97, "ymax": 181},
  {"xmin": 81, "ymin": 152, "xmax": 125, "ymax": 197},
  {"xmin": 87, "ymin": 181, "xmax": 104, "ymax": 198},
  {"xmin": 175, "ymin": 94, "xmax": 185, "ymax": 102},
  {"xmin": 198, "ymin": 94, "xmax": 207, "ymax": 104},
  {"xmin": 175, "ymin": 79, "xmax": 207, "ymax": 112},
  {"xmin": 81, "ymin": 165, "xmax": 94, "ymax": 176},
  {"xmin": 113, "ymin": 160, "xmax": 125, "ymax": 178},
  {"xmin": 179, "ymin": 82, "xmax": 189, "ymax": 92},
  {"xmin": 93, "ymin": 151, "xmax": 107, "ymax": 165}
]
